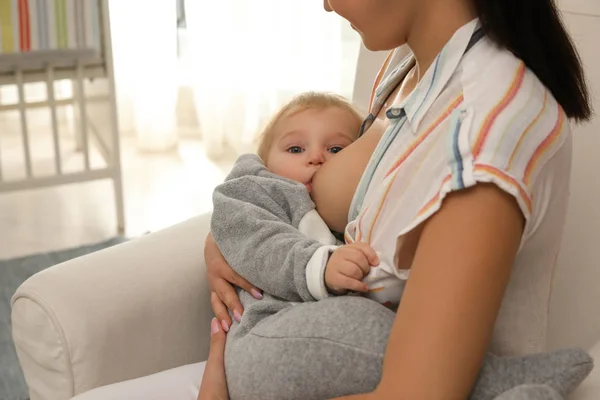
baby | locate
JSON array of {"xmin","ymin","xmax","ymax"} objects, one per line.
[{"xmin": 211, "ymin": 92, "xmax": 404, "ymax": 306}]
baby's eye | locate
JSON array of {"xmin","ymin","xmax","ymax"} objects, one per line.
[
  {"xmin": 287, "ymin": 146, "xmax": 304, "ymax": 154},
  {"xmin": 328, "ymin": 146, "xmax": 344, "ymax": 154}
]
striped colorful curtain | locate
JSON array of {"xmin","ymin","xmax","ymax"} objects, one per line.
[{"xmin": 0, "ymin": 0, "xmax": 101, "ymax": 54}]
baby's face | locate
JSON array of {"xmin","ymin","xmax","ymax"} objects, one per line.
[{"xmin": 266, "ymin": 107, "xmax": 358, "ymax": 192}]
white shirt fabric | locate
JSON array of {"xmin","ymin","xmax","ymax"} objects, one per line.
[{"xmin": 345, "ymin": 19, "xmax": 572, "ymax": 356}]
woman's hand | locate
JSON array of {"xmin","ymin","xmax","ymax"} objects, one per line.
[
  {"xmin": 197, "ymin": 318, "xmax": 229, "ymax": 400},
  {"xmin": 205, "ymin": 233, "xmax": 262, "ymax": 331}
]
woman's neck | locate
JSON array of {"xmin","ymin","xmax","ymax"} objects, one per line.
[{"xmin": 406, "ymin": 1, "xmax": 478, "ymax": 77}]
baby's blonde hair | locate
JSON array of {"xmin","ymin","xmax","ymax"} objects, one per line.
[{"xmin": 256, "ymin": 92, "xmax": 363, "ymax": 163}]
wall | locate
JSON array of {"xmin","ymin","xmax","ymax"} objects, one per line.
[{"xmin": 548, "ymin": 3, "xmax": 600, "ymax": 350}]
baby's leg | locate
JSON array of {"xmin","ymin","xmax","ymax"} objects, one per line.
[
  {"xmin": 225, "ymin": 296, "xmax": 394, "ymax": 400},
  {"xmin": 225, "ymin": 295, "xmax": 592, "ymax": 400}
]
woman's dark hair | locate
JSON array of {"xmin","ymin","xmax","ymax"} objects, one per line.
[{"xmin": 474, "ymin": 0, "xmax": 593, "ymax": 122}]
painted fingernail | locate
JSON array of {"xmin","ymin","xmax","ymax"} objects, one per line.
[
  {"xmin": 211, "ymin": 318, "xmax": 220, "ymax": 335},
  {"xmin": 221, "ymin": 320, "xmax": 230, "ymax": 333},
  {"xmin": 251, "ymin": 289, "xmax": 263, "ymax": 299},
  {"xmin": 233, "ymin": 310, "xmax": 242, "ymax": 323}
]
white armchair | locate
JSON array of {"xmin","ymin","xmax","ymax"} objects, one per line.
[
  {"xmin": 11, "ymin": 214, "xmax": 214, "ymax": 400},
  {"xmin": 9, "ymin": 211, "xmax": 600, "ymax": 400}
]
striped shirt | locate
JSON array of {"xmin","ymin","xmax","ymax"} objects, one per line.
[{"xmin": 346, "ymin": 19, "xmax": 572, "ymax": 356}]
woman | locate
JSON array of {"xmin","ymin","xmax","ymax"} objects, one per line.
[{"xmin": 201, "ymin": 0, "xmax": 591, "ymax": 398}]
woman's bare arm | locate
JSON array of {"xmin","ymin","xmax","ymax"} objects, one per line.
[{"xmin": 372, "ymin": 183, "xmax": 524, "ymax": 399}]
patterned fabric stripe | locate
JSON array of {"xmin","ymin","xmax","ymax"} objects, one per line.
[
  {"xmin": 0, "ymin": 0, "xmax": 14, "ymax": 52},
  {"xmin": 416, "ymin": 174, "xmax": 453, "ymax": 218},
  {"xmin": 365, "ymin": 118, "xmax": 448, "ymax": 243},
  {"xmin": 408, "ymin": 53, "xmax": 441, "ymax": 122},
  {"xmin": 385, "ymin": 94, "xmax": 464, "ymax": 179},
  {"xmin": 473, "ymin": 63, "xmax": 527, "ymax": 159},
  {"xmin": 350, "ymin": 116, "xmax": 408, "ymax": 222},
  {"xmin": 449, "ymin": 108, "xmax": 465, "ymax": 189},
  {"xmin": 491, "ymin": 81, "xmax": 537, "ymax": 163},
  {"xmin": 475, "ymin": 164, "xmax": 532, "ymax": 213},
  {"xmin": 18, "ymin": 0, "xmax": 30, "ymax": 51},
  {"xmin": 508, "ymin": 90, "xmax": 549, "ymax": 170},
  {"xmin": 417, "ymin": 163, "xmax": 533, "ymax": 220},
  {"xmin": 523, "ymin": 103, "xmax": 566, "ymax": 186},
  {"xmin": 355, "ymin": 94, "xmax": 464, "ymax": 243},
  {"xmin": 356, "ymin": 205, "xmax": 369, "ymax": 242},
  {"xmin": 344, "ymin": 231, "xmax": 353, "ymax": 244},
  {"xmin": 369, "ymin": 50, "xmax": 396, "ymax": 112}
]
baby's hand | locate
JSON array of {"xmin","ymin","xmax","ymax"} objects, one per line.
[{"xmin": 325, "ymin": 243, "xmax": 380, "ymax": 295}]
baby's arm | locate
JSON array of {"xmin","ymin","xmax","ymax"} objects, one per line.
[{"xmin": 211, "ymin": 155, "xmax": 334, "ymax": 302}]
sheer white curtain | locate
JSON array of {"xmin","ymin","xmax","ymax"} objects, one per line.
[
  {"xmin": 108, "ymin": 0, "xmax": 357, "ymax": 156},
  {"xmin": 109, "ymin": 0, "xmax": 178, "ymax": 152},
  {"xmin": 184, "ymin": 0, "xmax": 349, "ymax": 158}
]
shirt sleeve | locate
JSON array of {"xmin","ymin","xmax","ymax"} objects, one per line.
[{"xmin": 439, "ymin": 66, "xmax": 571, "ymax": 240}]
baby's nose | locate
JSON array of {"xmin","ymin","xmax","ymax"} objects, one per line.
[{"xmin": 307, "ymin": 151, "xmax": 326, "ymax": 165}]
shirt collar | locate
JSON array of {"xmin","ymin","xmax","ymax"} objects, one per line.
[{"xmin": 370, "ymin": 18, "xmax": 480, "ymax": 133}]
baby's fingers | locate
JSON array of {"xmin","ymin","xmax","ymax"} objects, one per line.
[
  {"xmin": 336, "ymin": 274, "xmax": 369, "ymax": 293},
  {"xmin": 351, "ymin": 243, "xmax": 380, "ymax": 266},
  {"xmin": 341, "ymin": 249, "xmax": 371, "ymax": 276}
]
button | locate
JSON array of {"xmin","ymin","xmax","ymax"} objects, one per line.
[{"xmin": 386, "ymin": 107, "xmax": 403, "ymax": 119}]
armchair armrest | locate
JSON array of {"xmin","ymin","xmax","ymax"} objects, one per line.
[{"xmin": 11, "ymin": 214, "xmax": 213, "ymax": 400}]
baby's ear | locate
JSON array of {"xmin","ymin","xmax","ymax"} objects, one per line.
[{"xmin": 469, "ymin": 348, "xmax": 593, "ymax": 400}]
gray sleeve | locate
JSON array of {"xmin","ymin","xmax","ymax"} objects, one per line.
[{"xmin": 211, "ymin": 154, "xmax": 323, "ymax": 302}]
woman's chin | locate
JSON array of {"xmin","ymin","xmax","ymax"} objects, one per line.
[{"xmin": 360, "ymin": 34, "xmax": 406, "ymax": 52}]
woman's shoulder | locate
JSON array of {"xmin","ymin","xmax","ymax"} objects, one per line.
[
  {"xmin": 457, "ymin": 38, "xmax": 571, "ymax": 189},
  {"xmin": 461, "ymin": 37, "xmax": 565, "ymax": 132},
  {"xmin": 424, "ymin": 38, "xmax": 574, "ymax": 236}
]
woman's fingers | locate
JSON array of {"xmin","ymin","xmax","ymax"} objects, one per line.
[
  {"xmin": 197, "ymin": 318, "xmax": 229, "ymax": 400},
  {"xmin": 210, "ymin": 291, "xmax": 232, "ymax": 331},
  {"xmin": 213, "ymin": 280, "xmax": 244, "ymax": 323},
  {"xmin": 227, "ymin": 269, "xmax": 263, "ymax": 300}
]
